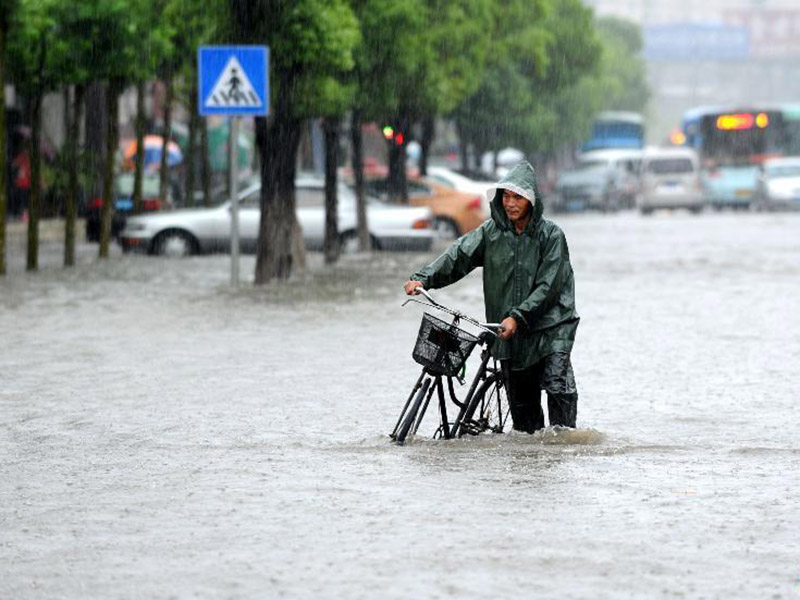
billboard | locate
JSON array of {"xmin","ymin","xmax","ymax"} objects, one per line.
[
  {"xmin": 644, "ymin": 24, "xmax": 750, "ymax": 61},
  {"xmin": 724, "ymin": 10, "xmax": 800, "ymax": 59}
]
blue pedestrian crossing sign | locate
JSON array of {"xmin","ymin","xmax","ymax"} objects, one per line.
[{"xmin": 198, "ymin": 46, "xmax": 269, "ymax": 116}]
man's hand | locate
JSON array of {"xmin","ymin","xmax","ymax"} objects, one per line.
[
  {"xmin": 404, "ymin": 280, "xmax": 424, "ymax": 295},
  {"xmin": 498, "ymin": 316, "xmax": 518, "ymax": 341}
]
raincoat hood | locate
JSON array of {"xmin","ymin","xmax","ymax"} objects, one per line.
[{"xmin": 487, "ymin": 160, "xmax": 544, "ymax": 232}]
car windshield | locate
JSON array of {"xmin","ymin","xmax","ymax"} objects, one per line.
[
  {"xmin": 647, "ymin": 158, "xmax": 694, "ymax": 174},
  {"xmin": 364, "ymin": 179, "xmax": 431, "ymax": 199},
  {"xmin": 766, "ymin": 165, "xmax": 800, "ymax": 178},
  {"xmin": 575, "ymin": 160, "xmax": 607, "ymax": 171},
  {"xmin": 427, "ymin": 174, "xmax": 455, "ymax": 188},
  {"xmin": 295, "ymin": 184, "xmax": 356, "ymax": 207}
]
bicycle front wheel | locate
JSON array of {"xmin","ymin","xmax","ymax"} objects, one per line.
[{"xmin": 456, "ymin": 372, "xmax": 509, "ymax": 437}]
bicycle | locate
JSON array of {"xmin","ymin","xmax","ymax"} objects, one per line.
[{"xmin": 390, "ymin": 288, "xmax": 511, "ymax": 445}]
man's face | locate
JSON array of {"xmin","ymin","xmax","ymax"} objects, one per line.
[{"xmin": 502, "ymin": 189, "xmax": 531, "ymax": 225}]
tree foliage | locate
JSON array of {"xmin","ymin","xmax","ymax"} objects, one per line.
[
  {"xmin": 592, "ymin": 16, "xmax": 650, "ymax": 113},
  {"xmin": 454, "ymin": 0, "xmax": 606, "ymax": 160},
  {"xmin": 454, "ymin": 1, "xmax": 649, "ymax": 162}
]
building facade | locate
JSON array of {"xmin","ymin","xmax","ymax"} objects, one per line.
[{"xmin": 584, "ymin": 0, "xmax": 800, "ymax": 142}]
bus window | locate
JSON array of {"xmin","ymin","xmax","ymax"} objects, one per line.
[
  {"xmin": 783, "ymin": 120, "xmax": 800, "ymax": 155},
  {"xmin": 700, "ymin": 111, "xmax": 783, "ymax": 165}
]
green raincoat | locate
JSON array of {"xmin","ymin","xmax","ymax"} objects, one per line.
[{"xmin": 411, "ymin": 161, "xmax": 579, "ymax": 370}]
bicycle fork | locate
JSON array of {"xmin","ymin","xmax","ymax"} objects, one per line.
[
  {"xmin": 391, "ymin": 371, "xmax": 455, "ymax": 444},
  {"xmin": 390, "ymin": 371, "xmax": 427, "ymax": 439}
]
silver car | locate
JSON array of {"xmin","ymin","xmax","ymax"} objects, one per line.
[
  {"xmin": 755, "ymin": 157, "xmax": 800, "ymax": 211},
  {"xmin": 119, "ymin": 175, "xmax": 435, "ymax": 256},
  {"xmin": 638, "ymin": 148, "xmax": 703, "ymax": 214}
]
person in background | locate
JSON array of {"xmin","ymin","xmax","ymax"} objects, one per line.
[{"xmin": 10, "ymin": 144, "xmax": 31, "ymax": 219}]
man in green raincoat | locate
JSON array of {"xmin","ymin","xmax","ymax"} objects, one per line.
[{"xmin": 404, "ymin": 161, "xmax": 579, "ymax": 433}]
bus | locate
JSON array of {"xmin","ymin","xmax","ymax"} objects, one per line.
[
  {"xmin": 581, "ymin": 111, "xmax": 645, "ymax": 153},
  {"xmin": 681, "ymin": 104, "xmax": 800, "ymax": 208}
]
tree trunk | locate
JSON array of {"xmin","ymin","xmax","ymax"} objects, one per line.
[
  {"xmin": 0, "ymin": 21, "xmax": 7, "ymax": 276},
  {"xmin": 350, "ymin": 110, "xmax": 369, "ymax": 252},
  {"xmin": 200, "ymin": 116, "xmax": 211, "ymax": 207},
  {"xmin": 254, "ymin": 101, "xmax": 306, "ymax": 285},
  {"xmin": 185, "ymin": 77, "xmax": 197, "ymax": 208},
  {"xmin": 26, "ymin": 90, "xmax": 42, "ymax": 272},
  {"xmin": 472, "ymin": 145, "xmax": 483, "ymax": 171},
  {"xmin": 26, "ymin": 34, "xmax": 48, "ymax": 271},
  {"xmin": 419, "ymin": 114, "xmax": 434, "ymax": 177},
  {"xmin": 159, "ymin": 75, "xmax": 173, "ymax": 206},
  {"xmin": 63, "ymin": 86, "xmax": 72, "ymax": 264},
  {"xmin": 322, "ymin": 117, "xmax": 340, "ymax": 265},
  {"xmin": 64, "ymin": 84, "xmax": 84, "ymax": 267},
  {"xmin": 99, "ymin": 81, "xmax": 120, "ymax": 259},
  {"xmin": 85, "ymin": 82, "xmax": 107, "ymax": 200},
  {"xmin": 133, "ymin": 79, "xmax": 146, "ymax": 213}
]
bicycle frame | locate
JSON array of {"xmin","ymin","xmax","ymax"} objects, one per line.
[{"xmin": 391, "ymin": 289, "xmax": 509, "ymax": 443}]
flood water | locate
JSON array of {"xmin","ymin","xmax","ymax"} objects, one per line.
[{"xmin": 1, "ymin": 212, "xmax": 798, "ymax": 599}]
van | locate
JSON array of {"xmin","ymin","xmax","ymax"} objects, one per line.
[
  {"xmin": 639, "ymin": 148, "xmax": 703, "ymax": 214},
  {"xmin": 554, "ymin": 149, "xmax": 642, "ymax": 212}
]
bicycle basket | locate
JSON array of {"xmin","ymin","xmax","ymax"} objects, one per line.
[{"xmin": 412, "ymin": 312, "xmax": 479, "ymax": 377}]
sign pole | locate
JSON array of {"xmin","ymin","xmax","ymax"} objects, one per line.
[
  {"xmin": 229, "ymin": 116, "xmax": 240, "ymax": 286},
  {"xmin": 198, "ymin": 45, "xmax": 269, "ymax": 287}
]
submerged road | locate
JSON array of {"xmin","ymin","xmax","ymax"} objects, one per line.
[{"xmin": 1, "ymin": 212, "xmax": 798, "ymax": 599}]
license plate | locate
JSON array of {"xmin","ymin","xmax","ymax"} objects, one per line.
[{"xmin": 735, "ymin": 188, "xmax": 752, "ymax": 198}]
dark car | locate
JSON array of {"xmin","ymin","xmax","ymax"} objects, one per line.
[{"xmin": 86, "ymin": 173, "xmax": 172, "ymax": 242}]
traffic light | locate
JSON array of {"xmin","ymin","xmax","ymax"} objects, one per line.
[{"xmin": 382, "ymin": 125, "xmax": 405, "ymax": 146}]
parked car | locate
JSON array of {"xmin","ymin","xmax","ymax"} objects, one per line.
[
  {"xmin": 360, "ymin": 178, "xmax": 486, "ymax": 239},
  {"xmin": 118, "ymin": 175, "xmax": 435, "ymax": 257},
  {"xmin": 86, "ymin": 173, "xmax": 173, "ymax": 242},
  {"xmin": 638, "ymin": 148, "xmax": 703, "ymax": 215},
  {"xmin": 754, "ymin": 156, "xmax": 800, "ymax": 211},
  {"xmin": 553, "ymin": 149, "xmax": 642, "ymax": 212},
  {"xmin": 424, "ymin": 165, "xmax": 495, "ymax": 215},
  {"xmin": 481, "ymin": 147, "xmax": 525, "ymax": 178}
]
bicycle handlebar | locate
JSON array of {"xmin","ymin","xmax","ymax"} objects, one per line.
[
  {"xmin": 404, "ymin": 287, "xmax": 504, "ymax": 335},
  {"xmin": 416, "ymin": 287, "xmax": 438, "ymax": 306}
]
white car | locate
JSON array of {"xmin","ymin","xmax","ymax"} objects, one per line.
[
  {"xmin": 638, "ymin": 148, "xmax": 703, "ymax": 214},
  {"xmin": 424, "ymin": 166, "xmax": 495, "ymax": 216},
  {"xmin": 119, "ymin": 175, "xmax": 435, "ymax": 256},
  {"xmin": 755, "ymin": 157, "xmax": 800, "ymax": 211}
]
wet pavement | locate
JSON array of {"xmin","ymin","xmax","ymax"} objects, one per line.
[{"xmin": 1, "ymin": 212, "xmax": 799, "ymax": 599}]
